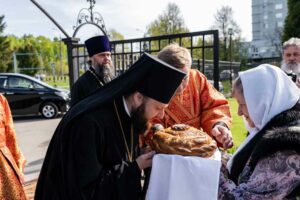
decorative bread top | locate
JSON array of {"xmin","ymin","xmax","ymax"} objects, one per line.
[{"xmin": 150, "ymin": 124, "xmax": 217, "ymax": 157}]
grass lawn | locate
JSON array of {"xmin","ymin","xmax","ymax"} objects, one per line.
[
  {"xmin": 45, "ymin": 77, "xmax": 70, "ymax": 89},
  {"xmin": 221, "ymin": 80, "xmax": 231, "ymax": 95},
  {"xmin": 227, "ymin": 98, "xmax": 247, "ymax": 153}
]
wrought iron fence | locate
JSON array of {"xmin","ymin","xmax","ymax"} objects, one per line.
[{"xmin": 68, "ymin": 30, "xmax": 221, "ymax": 90}]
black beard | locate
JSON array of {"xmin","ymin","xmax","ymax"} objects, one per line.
[
  {"xmin": 131, "ymin": 103, "xmax": 151, "ymax": 134},
  {"xmin": 94, "ymin": 62, "xmax": 114, "ymax": 83}
]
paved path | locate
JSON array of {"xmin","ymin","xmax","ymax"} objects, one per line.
[
  {"xmin": 13, "ymin": 116, "xmax": 62, "ymax": 199},
  {"xmin": 14, "ymin": 116, "xmax": 61, "ymax": 182}
]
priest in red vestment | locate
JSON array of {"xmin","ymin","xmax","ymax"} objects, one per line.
[
  {"xmin": 0, "ymin": 94, "xmax": 27, "ymax": 199},
  {"xmin": 149, "ymin": 43, "xmax": 233, "ymax": 149}
]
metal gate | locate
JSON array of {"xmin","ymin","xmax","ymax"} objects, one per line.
[
  {"xmin": 70, "ymin": 30, "xmax": 220, "ymax": 90},
  {"xmin": 30, "ymin": 0, "xmax": 220, "ymax": 90}
]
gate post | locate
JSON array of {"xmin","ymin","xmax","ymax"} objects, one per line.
[
  {"xmin": 62, "ymin": 37, "xmax": 80, "ymax": 88},
  {"xmin": 213, "ymin": 30, "xmax": 220, "ymax": 90}
]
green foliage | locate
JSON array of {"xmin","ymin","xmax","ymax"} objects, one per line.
[
  {"xmin": 221, "ymin": 80, "xmax": 232, "ymax": 96},
  {"xmin": 0, "ymin": 15, "xmax": 68, "ymax": 75},
  {"xmin": 227, "ymin": 98, "xmax": 247, "ymax": 153},
  {"xmin": 0, "ymin": 15, "xmax": 5, "ymax": 33},
  {"xmin": 146, "ymin": 2, "xmax": 189, "ymax": 37},
  {"xmin": 0, "ymin": 15, "xmax": 11, "ymax": 72},
  {"xmin": 192, "ymin": 38, "xmax": 214, "ymax": 61},
  {"xmin": 109, "ymin": 29, "xmax": 125, "ymax": 41},
  {"xmin": 282, "ymin": 0, "xmax": 300, "ymax": 41},
  {"xmin": 144, "ymin": 3, "xmax": 191, "ymax": 54},
  {"xmin": 16, "ymin": 35, "xmax": 41, "ymax": 75},
  {"xmin": 1, "ymin": 34, "xmax": 68, "ymax": 76},
  {"xmin": 211, "ymin": 6, "xmax": 242, "ymax": 61}
]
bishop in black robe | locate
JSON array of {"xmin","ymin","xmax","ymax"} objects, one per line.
[
  {"xmin": 36, "ymin": 97, "xmax": 142, "ymax": 200},
  {"xmin": 34, "ymin": 53, "xmax": 186, "ymax": 200}
]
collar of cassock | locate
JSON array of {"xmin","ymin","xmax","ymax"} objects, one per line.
[{"xmin": 122, "ymin": 96, "xmax": 131, "ymax": 117}]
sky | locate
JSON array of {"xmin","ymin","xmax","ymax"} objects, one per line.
[{"xmin": 0, "ymin": 0, "xmax": 252, "ymax": 43}]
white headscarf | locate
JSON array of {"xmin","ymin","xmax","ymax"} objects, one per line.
[{"xmin": 227, "ymin": 64, "xmax": 300, "ymax": 171}]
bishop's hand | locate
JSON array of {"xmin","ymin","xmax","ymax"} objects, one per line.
[{"xmin": 136, "ymin": 151, "xmax": 155, "ymax": 170}]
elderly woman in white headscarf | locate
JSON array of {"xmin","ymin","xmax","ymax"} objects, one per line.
[{"xmin": 218, "ymin": 64, "xmax": 300, "ymax": 199}]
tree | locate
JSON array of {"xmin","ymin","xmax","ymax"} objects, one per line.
[
  {"xmin": 36, "ymin": 35, "xmax": 58, "ymax": 73},
  {"xmin": 6, "ymin": 35, "xmax": 69, "ymax": 76},
  {"xmin": 0, "ymin": 15, "xmax": 5, "ymax": 34},
  {"xmin": 5, "ymin": 35, "xmax": 21, "ymax": 72},
  {"xmin": 0, "ymin": 15, "xmax": 11, "ymax": 72},
  {"xmin": 146, "ymin": 3, "xmax": 189, "ymax": 37},
  {"xmin": 53, "ymin": 37, "xmax": 68, "ymax": 76},
  {"xmin": 211, "ymin": 6, "xmax": 241, "ymax": 61},
  {"xmin": 17, "ymin": 35, "xmax": 41, "ymax": 75},
  {"xmin": 145, "ymin": 3, "xmax": 190, "ymax": 52},
  {"xmin": 109, "ymin": 29, "xmax": 124, "ymax": 41},
  {"xmin": 282, "ymin": 0, "xmax": 300, "ymax": 42}
]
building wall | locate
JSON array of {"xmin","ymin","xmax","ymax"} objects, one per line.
[{"xmin": 251, "ymin": 0, "xmax": 287, "ymax": 58}]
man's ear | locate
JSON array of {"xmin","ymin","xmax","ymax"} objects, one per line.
[
  {"xmin": 132, "ymin": 91, "xmax": 144, "ymax": 107},
  {"xmin": 89, "ymin": 57, "xmax": 95, "ymax": 66}
]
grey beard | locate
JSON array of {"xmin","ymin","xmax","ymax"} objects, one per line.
[
  {"xmin": 94, "ymin": 63, "xmax": 114, "ymax": 83},
  {"xmin": 281, "ymin": 60, "xmax": 300, "ymax": 74}
]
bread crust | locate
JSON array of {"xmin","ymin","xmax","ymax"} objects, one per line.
[{"xmin": 150, "ymin": 124, "xmax": 217, "ymax": 157}]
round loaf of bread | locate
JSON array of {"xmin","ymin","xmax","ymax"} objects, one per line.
[{"xmin": 150, "ymin": 124, "xmax": 217, "ymax": 157}]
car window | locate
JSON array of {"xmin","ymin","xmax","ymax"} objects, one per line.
[
  {"xmin": 8, "ymin": 77, "xmax": 33, "ymax": 89},
  {"xmin": 0, "ymin": 77, "xmax": 7, "ymax": 88},
  {"xmin": 33, "ymin": 82, "xmax": 46, "ymax": 89}
]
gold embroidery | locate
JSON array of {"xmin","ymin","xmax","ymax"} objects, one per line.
[{"xmin": 113, "ymin": 101, "xmax": 133, "ymax": 162}]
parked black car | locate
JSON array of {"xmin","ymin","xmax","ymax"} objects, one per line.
[{"xmin": 0, "ymin": 73, "xmax": 70, "ymax": 118}]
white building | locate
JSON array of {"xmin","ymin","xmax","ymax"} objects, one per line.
[{"xmin": 251, "ymin": 0, "xmax": 287, "ymax": 59}]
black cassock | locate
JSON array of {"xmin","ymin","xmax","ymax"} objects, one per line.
[
  {"xmin": 70, "ymin": 67, "xmax": 105, "ymax": 106},
  {"xmin": 35, "ymin": 53, "xmax": 186, "ymax": 200},
  {"xmin": 35, "ymin": 97, "xmax": 142, "ymax": 200}
]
